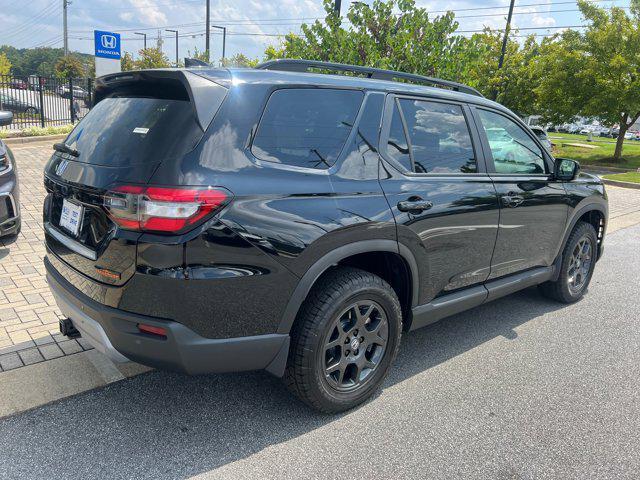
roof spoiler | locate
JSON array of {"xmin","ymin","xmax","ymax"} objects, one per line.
[
  {"xmin": 184, "ymin": 58, "xmax": 210, "ymax": 68},
  {"xmin": 94, "ymin": 70, "xmax": 229, "ymax": 131}
]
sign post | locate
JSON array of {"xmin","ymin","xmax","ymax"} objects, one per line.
[{"xmin": 94, "ymin": 30, "xmax": 122, "ymax": 77}]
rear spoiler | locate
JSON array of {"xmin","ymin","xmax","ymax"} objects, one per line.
[{"xmin": 94, "ymin": 69, "xmax": 230, "ymax": 131}]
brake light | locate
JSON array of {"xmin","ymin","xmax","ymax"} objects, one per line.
[{"xmin": 104, "ymin": 185, "xmax": 231, "ymax": 233}]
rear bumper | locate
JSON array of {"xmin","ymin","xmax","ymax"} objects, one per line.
[{"xmin": 46, "ymin": 257, "xmax": 290, "ymax": 376}]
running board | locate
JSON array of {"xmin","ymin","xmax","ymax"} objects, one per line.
[{"xmin": 410, "ymin": 266, "xmax": 554, "ymax": 332}]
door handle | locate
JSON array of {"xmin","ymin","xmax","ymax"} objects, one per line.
[
  {"xmin": 501, "ymin": 193, "xmax": 524, "ymax": 207},
  {"xmin": 397, "ymin": 198, "xmax": 433, "ymax": 213}
]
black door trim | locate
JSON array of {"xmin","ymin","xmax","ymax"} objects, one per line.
[{"xmin": 409, "ymin": 266, "xmax": 555, "ymax": 332}]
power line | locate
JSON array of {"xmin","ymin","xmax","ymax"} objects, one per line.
[
  {"xmin": 0, "ymin": 1, "xmax": 59, "ymax": 43},
  {"xmin": 67, "ymin": 0, "xmax": 622, "ymax": 35}
]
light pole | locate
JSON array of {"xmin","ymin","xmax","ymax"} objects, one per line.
[
  {"xmin": 134, "ymin": 32, "xmax": 147, "ymax": 50},
  {"xmin": 210, "ymin": 25, "xmax": 226, "ymax": 65},
  {"xmin": 63, "ymin": 0, "xmax": 69, "ymax": 56},
  {"xmin": 498, "ymin": 0, "xmax": 516, "ymax": 70},
  {"xmin": 166, "ymin": 29, "xmax": 178, "ymax": 66},
  {"xmin": 205, "ymin": 0, "xmax": 210, "ymax": 61}
]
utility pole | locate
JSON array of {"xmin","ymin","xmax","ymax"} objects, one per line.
[
  {"xmin": 166, "ymin": 29, "xmax": 179, "ymax": 66},
  {"xmin": 135, "ymin": 32, "xmax": 147, "ymax": 50},
  {"xmin": 205, "ymin": 0, "xmax": 210, "ymax": 62},
  {"xmin": 498, "ymin": 0, "xmax": 516, "ymax": 70},
  {"xmin": 334, "ymin": 0, "xmax": 341, "ymax": 14},
  {"xmin": 63, "ymin": 0, "xmax": 69, "ymax": 56},
  {"xmin": 211, "ymin": 25, "xmax": 226, "ymax": 65}
]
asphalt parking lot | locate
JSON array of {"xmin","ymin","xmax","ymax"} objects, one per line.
[{"xmin": 0, "ymin": 222, "xmax": 638, "ymax": 479}]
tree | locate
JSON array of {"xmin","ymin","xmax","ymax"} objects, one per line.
[
  {"xmin": 535, "ymin": 0, "xmax": 640, "ymax": 162},
  {"xmin": 221, "ymin": 53, "xmax": 259, "ymax": 68},
  {"xmin": 262, "ymin": 0, "xmax": 539, "ymax": 116},
  {"xmin": 55, "ymin": 55, "xmax": 84, "ymax": 79},
  {"xmin": 187, "ymin": 46, "xmax": 210, "ymax": 63},
  {"xmin": 455, "ymin": 31, "xmax": 540, "ymax": 116},
  {"xmin": 121, "ymin": 52, "xmax": 135, "ymax": 71},
  {"xmin": 133, "ymin": 48, "xmax": 171, "ymax": 69},
  {"xmin": 0, "ymin": 53, "xmax": 11, "ymax": 75},
  {"xmin": 264, "ymin": 0, "xmax": 468, "ymax": 80}
]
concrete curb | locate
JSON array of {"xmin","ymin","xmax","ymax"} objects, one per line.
[
  {"xmin": 3, "ymin": 134, "xmax": 68, "ymax": 146},
  {"xmin": 0, "ymin": 351, "xmax": 151, "ymax": 418},
  {"xmin": 582, "ymin": 165, "xmax": 635, "ymax": 173},
  {"xmin": 602, "ymin": 178, "xmax": 640, "ymax": 190}
]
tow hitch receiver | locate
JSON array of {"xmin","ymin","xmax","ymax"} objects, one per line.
[{"xmin": 59, "ymin": 318, "xmax": 81, "ymax": 338}]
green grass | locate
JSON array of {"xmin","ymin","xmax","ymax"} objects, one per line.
[
  {"xmin": 602, "ymin": 172, "xmax": 640, "ymax": 184},
  {"xmin": 549, "ymin": 132, "xmax": 640, "ymax": 169},
  {"xmin": 0, "ymin": 124, "xmax": 74, "ymax": 139}
]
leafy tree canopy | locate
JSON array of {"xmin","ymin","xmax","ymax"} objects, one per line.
[
  {"xmin": 221, "ymin": 53, "xmax": 259, "ymax": 68},
  {"xmin": 534, "ymin": 0, "xmax": 640, "ymax": 160},
  {"xmin": 54, "ymin": 55, "xmax": 85, "ymax": 79},
  {"xmin": 263, "ymin": 0, "xmax": 539, "ymax": 116},
  {"xmin": 0, "ymin": 46, "xmax": 92, "ymax": 77},
  {"xmin": 0, "ymin": 53, "xmax": 11, "ymax": 76},
  {"xmin": 124, "ymin": 48, "xmax": 171, "ymax": 70}
]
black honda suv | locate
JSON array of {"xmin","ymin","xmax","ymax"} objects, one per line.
[{"xmin": 44, "ymin": 60, "xmax": 607, "ymax": 412}]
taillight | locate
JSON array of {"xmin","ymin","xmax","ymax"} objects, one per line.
[{"xmin": 103, "ymin": 185, "xmax": 231, "ymax": 233}]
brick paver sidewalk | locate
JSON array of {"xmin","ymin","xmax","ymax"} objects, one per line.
[
  {"xmin": 1, "ymin": 142, "xmax": 639, "ymax": 372},
  {"xmin": 0, "ymin": 143, "xmax": 92, "ymax": 372}
]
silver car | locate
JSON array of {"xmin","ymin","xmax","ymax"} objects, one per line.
[
  {"xmin": 0, "ymin": 111, "xmax": 21, "ymax": 237},
  {"xmin": 530, "ymin": 126, "xmax": 553, "ymax": 152}
]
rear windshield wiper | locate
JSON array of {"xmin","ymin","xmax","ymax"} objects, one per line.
[{"xmin": 53, "ymin": 142, "xmax": 79, "ymax": 157}]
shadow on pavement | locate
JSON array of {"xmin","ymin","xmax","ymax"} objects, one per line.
[{"xmin": 0, "ymin": 287, "xmax": 565, "ymax": 479}]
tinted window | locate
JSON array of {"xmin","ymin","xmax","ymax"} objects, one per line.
[
  {"xmin": 386, "ymin": 101, "xmax": 412, "ymax": 171},
  {"xmin": 477, "ymin": 109, "xmax": 546, "ymax": 174},
  {"xmin": 65, "ymin": 97, "xmax": 203, "ymax": 166},
  {"xmin": 251, "ymin": 88, "xmax": 363, "ymax": 169},
  {"xmin": 399, "ymin": 99, "xmax": 476, "ymax": 174}
]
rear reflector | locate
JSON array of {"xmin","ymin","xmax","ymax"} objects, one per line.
[
  {"xmin": 104, "ymin": 185, "xmax": 231, "ymax": 234},
  {"xmin": 137, "ymin": 323, "xmax": 168, "ymax": 337}
]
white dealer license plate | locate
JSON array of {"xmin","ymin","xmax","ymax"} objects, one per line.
[{"xmin": 59, "ymin": 199, "xmax": 83, "ymax": 236}]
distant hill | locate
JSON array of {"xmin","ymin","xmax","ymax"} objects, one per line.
[{"xmin": 0, "ymin": 45, "xmax": 93, "ymax": 78}]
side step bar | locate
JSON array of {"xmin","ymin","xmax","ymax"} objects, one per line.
[{"xmin": 409, "ymin": 266, "xmax": 554, "ymax": 331}]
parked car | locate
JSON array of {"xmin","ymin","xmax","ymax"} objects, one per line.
[
  {"xmin": 0, "ymin": 94, "xmax": 40, "ymax": 115},
  {"xmin": 529, "ymin": 126, "xmax": 553, "ymax": 151},
  {"xmin": 0, "ymin": 111, "xmax": 21, "ymax": 237},
  {"xmin": 57, "ymin": 85, "xmax": 88, "ymax": 100},
  {"xmin": 7, "ymin": 79, "xmax": 28, "ymax": 90},
  {"xmin": 45, "ymin": 60, "xmax": 608, "ymax": 413}
]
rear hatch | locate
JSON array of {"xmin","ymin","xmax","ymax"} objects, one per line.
[{"xmin": 44, "ymin": 69, "xmax": 229, "ymax": 286}]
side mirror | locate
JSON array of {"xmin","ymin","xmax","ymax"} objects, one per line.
[
  {"xmin": 554, "ymin": 157, "xmax": 580, "ymax": 181},
  {"xmin": 0, "ymin": 111, "xmax": 13, "ymax": 127}
]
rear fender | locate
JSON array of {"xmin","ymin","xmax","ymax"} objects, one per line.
[{"xmin": 276, "ymin": 239, "xmax": 419, "ymax": 334}]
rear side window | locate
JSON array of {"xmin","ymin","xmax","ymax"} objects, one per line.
[
  {"xmin": 251, "ymin": 88, "xmax": 363, "ymax": 169},
  {"xmin": 386, "ymin": 102, "xmax": 412, "ymax": 172},
  {"xmin": 398, "ymin": 99, "xmax": 476, "ymax": 174},
  {"xmin": 65, "ymin": 97, "xmax": 203, "ymax": 166}
]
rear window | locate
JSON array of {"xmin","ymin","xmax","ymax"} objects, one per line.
[
  {"xmin": 251, "ymin": 88, "xmax": 363, "ymax": 169},
  {"xmin": 64, "ymin": 97, "xmax": 203, "ymax": 166}
]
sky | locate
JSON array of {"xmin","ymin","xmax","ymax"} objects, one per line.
[{"xmin": 0, "ymin": 0, "xmax": 633, "ymax": 64}]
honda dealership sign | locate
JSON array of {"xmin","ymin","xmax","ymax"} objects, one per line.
[{"xmin": 94, "ymin": 30, "xmax": 121, "ymax": 77}]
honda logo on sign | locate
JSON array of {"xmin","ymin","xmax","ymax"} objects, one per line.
[
  {"xmin": 94, "ymin": 30, "xmax": 121, "ymax": 60},
  {"xmin": 101, "ymin": 35, "xmax": 116, "ymax": 49}
]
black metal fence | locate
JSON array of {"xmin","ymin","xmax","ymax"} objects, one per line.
[{"xmin": 0, "ymin": 75, "xmax": 94, "ymax": 130}]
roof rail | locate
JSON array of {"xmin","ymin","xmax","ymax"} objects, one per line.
[{"xmin": 255, "ymin": 59, "xmax": 483, "ymax": 98}]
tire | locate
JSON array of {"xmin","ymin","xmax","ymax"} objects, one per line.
[
  {"xmin": 25, "ymin": 107, "xmax": 37, "ymax": 115},
  {"xmin": 285, "ymin": 267, "xmax": 402, "ymax": 413},
  {"xmin": 539, "ymin": 221, "xmax": 598, "ymax": 303}
]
